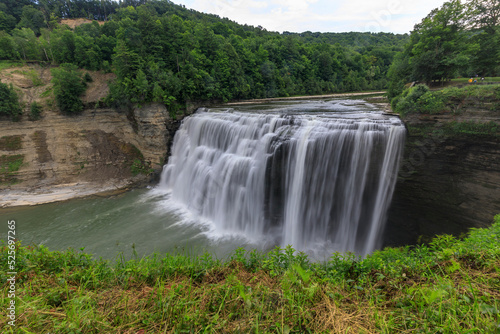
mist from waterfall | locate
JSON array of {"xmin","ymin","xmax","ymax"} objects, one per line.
[{"xmin": 158, "ymin": 100, "xmax": 405, "ymax": 256}]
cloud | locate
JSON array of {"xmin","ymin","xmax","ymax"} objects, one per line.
[{"xmin": 175, "ymin": 0, "xmax": 449, "ymax": 33}]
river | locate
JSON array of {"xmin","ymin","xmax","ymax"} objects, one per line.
[{"xmin": 1, "ymin": 99, "xmax": 405, "ymax": 261}]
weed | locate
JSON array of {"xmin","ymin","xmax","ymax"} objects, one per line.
[{"xmin": 0, "ymin": 154, "xmax": 24, "ymax": 184}]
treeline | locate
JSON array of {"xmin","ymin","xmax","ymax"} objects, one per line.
[
  {"xmin": 387, "ymin": 0, "xmax": 500, "ymax": 101},
  {"xmin": 0, "ymin": 0, "xmax": 407, "ymax": 110}
]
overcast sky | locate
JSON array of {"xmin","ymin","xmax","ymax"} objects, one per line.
[{"xmin": 172, "ymin": 0, "xmax": 449, "ymax": 34}]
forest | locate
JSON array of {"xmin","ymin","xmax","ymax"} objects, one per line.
[
  {"xmin": 0, "ymin": 0, "xmax": 407, "ymax": 112},
  {"xmin": 0, "ymin": 0, "xmax": 498, "ymax": 113},
  {"xmin": 387, "ymin": 0, "xmax": 500, "ymax": 101}
]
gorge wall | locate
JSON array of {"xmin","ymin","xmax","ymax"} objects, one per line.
[
  {"xmin": 384, "ymin": 107, "xmax": 500, "ymax": 246},
  {"xmin": 0, "ymin": 104, "xmax": 175, "ymax": 192},
  {"xmin": 0, "ymin": 65, "xmax": 178, "ymax": 194}
]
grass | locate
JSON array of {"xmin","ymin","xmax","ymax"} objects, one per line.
[
  {"xmin": 0, "ymin": 61, "xmax": 23, "ymax": 71},
  {"xmin": 40, "ymin": 86, "xmax": 53, "ymax": 98},
  {"xmin": 1, "ymin": 215, "xmax": 500, "ymax": 333},
  {"xmin": 0, "ymin": 136, "xmax": 22, "ymax": 151},
  {"xmin": 0, "ymin": 154, "xmax": 24, "ymax": 185},
  {"xmin": 11, "ymin": 69, "xmax": 44, "ymax": 87}
]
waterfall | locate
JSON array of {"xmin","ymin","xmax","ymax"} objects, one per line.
[{"xmin": 158, "ymin": 102, "xmax": 405, "ymax": 255}]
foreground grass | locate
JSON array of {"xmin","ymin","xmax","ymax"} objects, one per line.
[{"xmin": 1, "ymin": 216, "xmax": 500, "ymax": 333}]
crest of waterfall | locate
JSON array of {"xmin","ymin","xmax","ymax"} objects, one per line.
[{"xmin": 159, "ymin": 104, "xmax": 405, "ymax": 255}]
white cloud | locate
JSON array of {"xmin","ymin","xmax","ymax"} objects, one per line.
[{"xmin": 174, "ymin": 0, "xmax": 449, "ymax": 33}]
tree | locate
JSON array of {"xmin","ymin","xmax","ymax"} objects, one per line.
[
  {"xmin": 0, "ymin": 81, "xmax": 22, "ymax": 121},
  {"xmin": 12, "ymin": 28, "xmax": 41, "ymax": 61},
  {"xmin": 0, "ymin": 10, "xmax": 17, "ymax": 32},
  {"xmin": 17, "ymin": 5, "xmax": 46, "ymax": 36},
  {"xmin": 466, "ymin": 0, "xmax": 500, "ymax": 76},
  {"xmin": 408, "ymin": 0, "xmax": 473, "ymax": 84},
  {"xmin": 51, "ymin": 28, "xmax": 76, "ymax": 63},
  {"xmin": 51, "ymin": 63, "xmax": 86, "ymax": 113},
  {"xmin": 0, "ymin": 31, "xmax": 19, "ymax": 60},
  {"xmin": 386, "ymin": 52, "xmax": 411, "ymax": 102}
]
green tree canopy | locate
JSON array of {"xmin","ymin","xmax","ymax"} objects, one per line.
[{"xmin": 51, "ymin": 63, "xmax": 87, "ymax": 113}]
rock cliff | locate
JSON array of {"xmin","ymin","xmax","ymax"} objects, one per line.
[
  {"xmin": 384, "ymin": 106, "xmax": 500, "ymax": 246},
  {"xmin": 0, "ymin": 65, "xmax": 176, "ymax": 198}
]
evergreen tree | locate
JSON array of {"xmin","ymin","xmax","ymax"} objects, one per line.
[{"xmin": 0, "ymin": 81, "xmax": 22, "ymax": 120}]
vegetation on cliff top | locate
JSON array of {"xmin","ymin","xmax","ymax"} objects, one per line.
[
  {"xmin": 387, "ymin": 0, "xmax": 500, "ymax": 107},
  {"xmin": 1, "ymin": 214, "xmax": 499, "ymax": 333},
  {"xmin": 392, "ymin": 83, "xmax": 500, "ymax": 117}
]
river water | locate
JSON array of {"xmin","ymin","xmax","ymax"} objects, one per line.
[{"xmin": 0, "ymin": 99, "xmax": 405, "ymax": 261}]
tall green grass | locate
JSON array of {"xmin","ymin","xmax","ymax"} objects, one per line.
[{"xmin": 1, "ymin": 215, "xmax": 499, "ymax": 333}]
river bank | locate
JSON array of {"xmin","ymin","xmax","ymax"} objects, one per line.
[{"xmin": 0, "ymin": 180, "xmax": 137, "ymax": 208}]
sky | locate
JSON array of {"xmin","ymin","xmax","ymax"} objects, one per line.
[{"xmin": 172, "ymin": 0, "xmax": 449, "ymax": 34}]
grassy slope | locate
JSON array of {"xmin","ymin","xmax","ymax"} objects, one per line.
[{"xmin": 1, "ymin": 215, "xmax": 499, "ymax": 333}]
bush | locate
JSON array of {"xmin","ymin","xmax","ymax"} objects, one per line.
[
  {"xmin": 394, "ymin": 84, "xmax": 446, "ymax": 116},
  {"xmin": 29, "ymin": 101, "xmax": 42, "ymax": 120},
  {"xmin": 0, "ymin": 81, "xmax": 22, "ymax": 121},
  {"xmin": 51, "ymin": 64, "xmax": 87, "ymax": 114},
  {"xmin": 83, "ymin": 72, "xmax": 93, "ymax": 83}
]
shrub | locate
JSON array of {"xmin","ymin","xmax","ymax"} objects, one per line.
[
  {"xmin": 29, "ymin": 101, "xmax": 42, "ymax": 120},
  {"xmin": 131, "ymin": 159, "xmax": 153, "ymax": 176},
  {"xmin": 0, "ymin": 81, "xmax": 22, "ymax": 121},
  {"xmin": 394, "ymin": 84, "xmax": 446, "ymax": 116},
  {"xmin": 51, "ymin": 64, "xmax": 87, "ymax": 114}
]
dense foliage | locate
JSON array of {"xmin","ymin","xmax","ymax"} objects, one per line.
[
  {"xmin": 387, "ymin": 0, "xmax": 500, "ymax": 101},
  {"xmin": 1, "ymin": 215, "xmax": 499, "ymax": 332},
  {"xmin": 393, "ymin": 83, "xmax": 500, "ymax": 117},
  {"xmin": 50, "ymin": 63, "xmax": 87, "ymax": 113},
  {"xmin": 0, "ymin": 0, "xmax": 407, "ymax": 110}
]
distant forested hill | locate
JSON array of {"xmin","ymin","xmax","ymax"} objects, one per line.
[{"xmin": 0, "ymin": 0, "xmax": 408, "ymax": 110}]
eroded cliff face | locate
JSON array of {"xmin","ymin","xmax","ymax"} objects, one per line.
[
  {"xmin": 0, "ymin": 65, "xmax": 179, "ymax": 197},
  {"xmin": 384, "ymin": 108, "xmax": 500, "ymax": 247},
  {"xmin": 0, "ymin": 105, "xmax": 174, "ymax": 192}
]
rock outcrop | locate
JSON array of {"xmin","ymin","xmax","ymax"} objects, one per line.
[
  {"xmin": 384, "ymin": 108, "xmax": 500, "ymax": 247},
  {"xmin": 0, "ymin": 105, "xmax": 176, "ymax": 192}
]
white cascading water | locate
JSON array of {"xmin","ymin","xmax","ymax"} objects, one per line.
[{"xmin": 158, "ymin": 102, "xmax": 406, "ymax": 255}]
